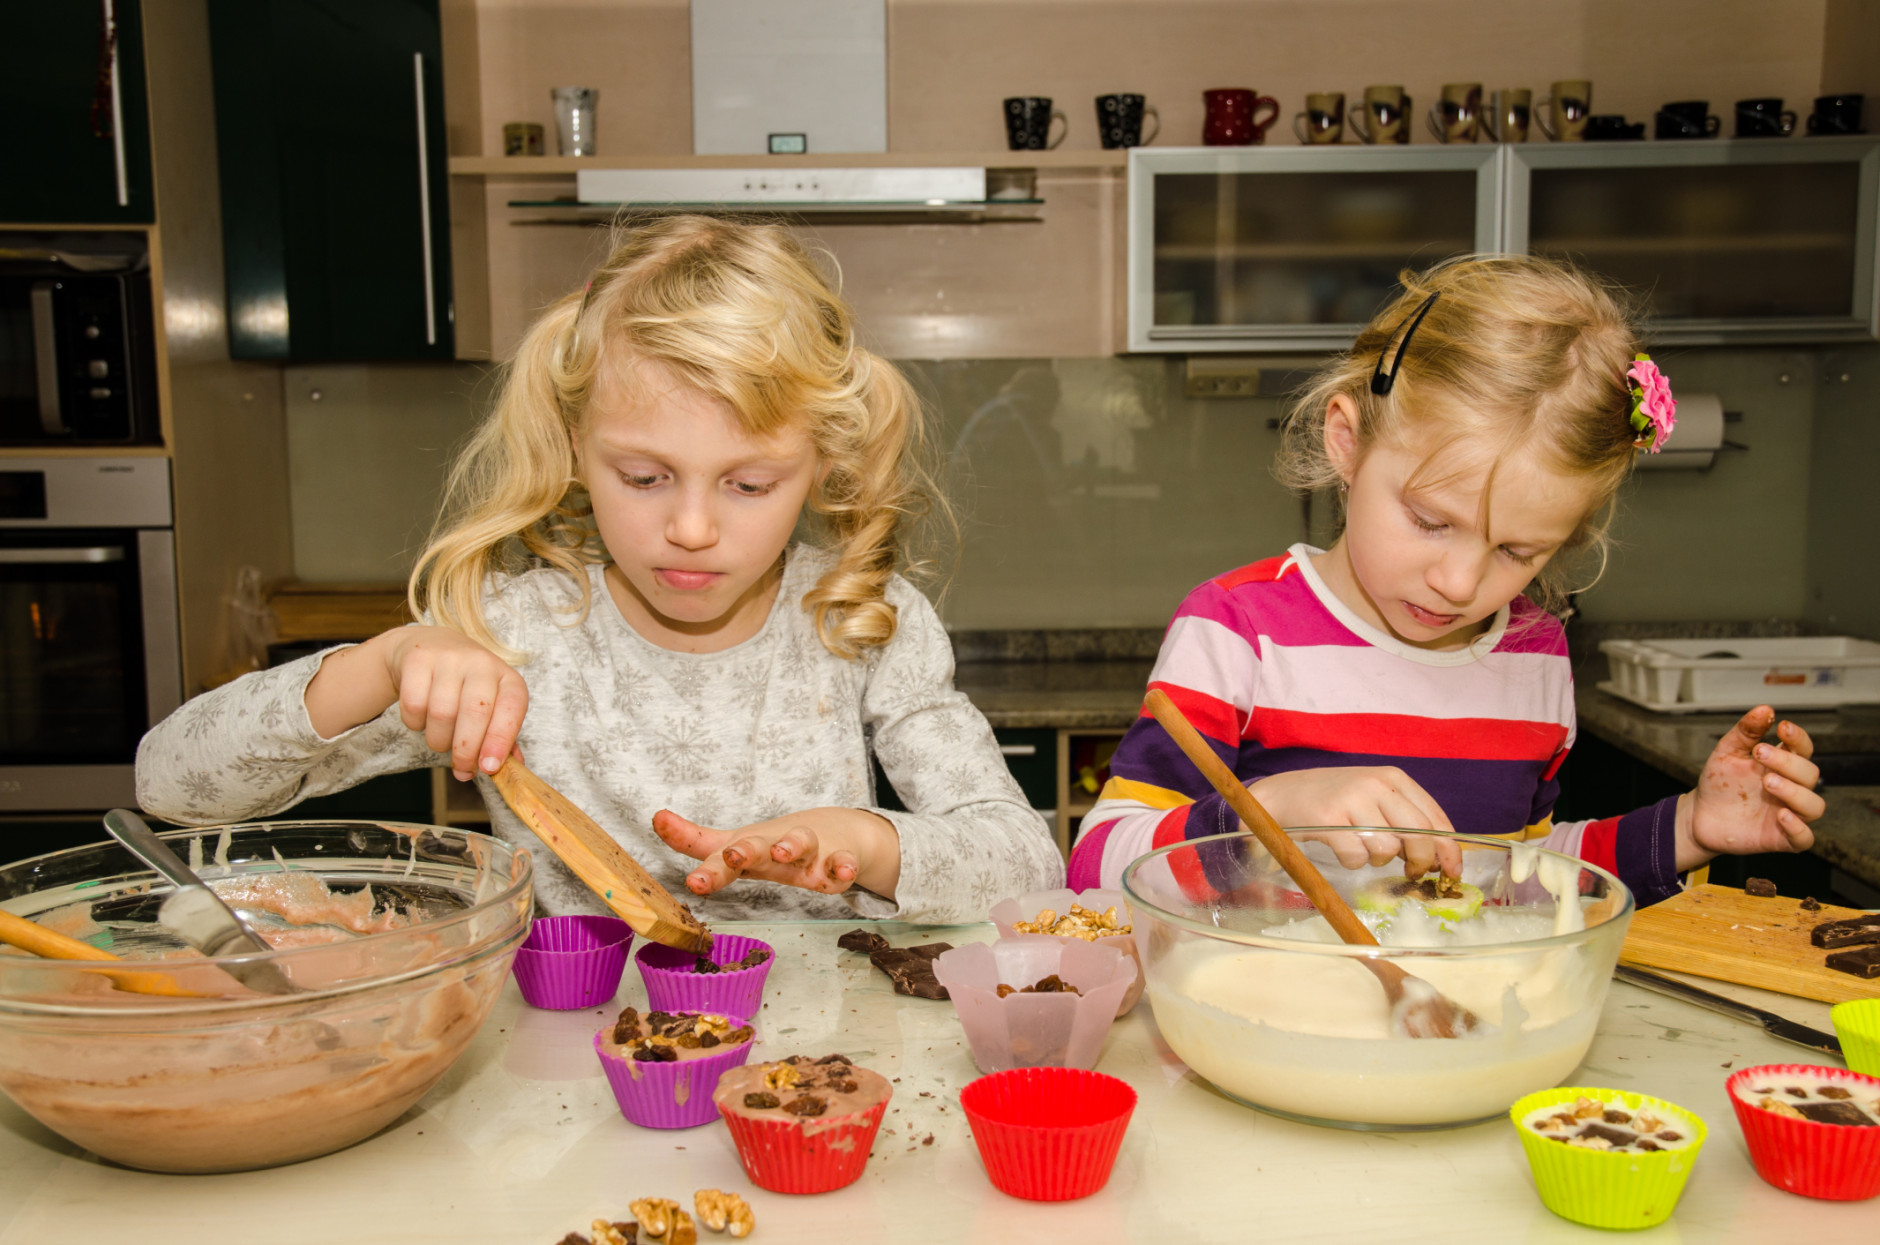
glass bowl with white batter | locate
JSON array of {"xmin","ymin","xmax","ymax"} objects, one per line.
[
  {"xmin": 1122, "ymin": 829, "xmax": 1633, "ymax": 1130},
  {"xmin": 0, "ymin": 820, "xmax": 532, "ymax": 1172}
]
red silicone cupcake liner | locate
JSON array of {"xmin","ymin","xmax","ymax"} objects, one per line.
[
  {"xmin": 1727, "ymin": 1064, "xmax": 1880, "ymax": 1201},
  {"xmin": 511, "ymin": 915, "xmax": 631, "ymax": 1010},
  {"xmin": 637, "ymin": 933, "xmax": 774, "ymax": 1017},
  {"xmin": 592, "ymin": 1018, "xmax": 757, "ymax": 1130},
  {"xmin": 960, "ymin": 1067, "xmax": 1136, "ymax": 1202},
  {"xmin": 716, "ymin": 1097, "xmax": 888, "ymax": 1194}
]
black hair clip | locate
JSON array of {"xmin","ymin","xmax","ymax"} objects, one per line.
[{"xmin": 1369, "ymin": 291, "xmax": 1440, "ymax": 396}]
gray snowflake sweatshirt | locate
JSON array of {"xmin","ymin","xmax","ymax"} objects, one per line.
[{"xmin": 134, "ymin": 544, "xmax": 1065, "ymax": 922}]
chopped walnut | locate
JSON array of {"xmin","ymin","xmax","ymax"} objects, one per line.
[
  {"xmin": 629, "ymin": 1200, "xmax": 695, "ymax": 1245},
  {"xmin": 1566, "ymin": 1135, "xmax": 1614, "ymax": 1150},
  {"xmin": 693, "ymin": 1189, "xmax": 754, "ymax": 1239},
  {"xmin": 1012, "ymin": 901, "xmax": 1132, "ymax": 941},
  {"xmin": 1757, "ymin": 1096, "xmax": 1807, "ymax": 1120},
  {"xmin": 590, "ymin": 1222, "xmax": 637, "ymax": 1245},
  {"xmin": 763, "ymin": 1063, "xmax": 802, "ymax": 1092}
]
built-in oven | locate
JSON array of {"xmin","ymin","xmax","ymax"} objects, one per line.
[
  {"xmin": 0, "ymin": 457, "xmax": 180, "ymax": 811},
  {"xmin": 0, "ymin": 230, "xmax": 160, "ymax": 446}
]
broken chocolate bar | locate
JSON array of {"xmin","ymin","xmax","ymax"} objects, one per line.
[
  {"xmin": 837, "ymin": 928, "xmax": 889, "ymax": 955},
  {"xmin": 1744, "ymin": 877, "xmax": 1778, "ymax": 897},
  {"xmin": 1811, "ymin": 915, "xmax": 1880, "ymax": 949},
  {"xmin": 1826, "ymin": 945, "xmax": 1880, "ymax": 979},
  {"xmin": 1794, "ymin": 1100, "xmax": 1878, "ymax": 1127},
  {"xmin": 867, "ymin": 943, "xmax": 953, "ymax": 999}
]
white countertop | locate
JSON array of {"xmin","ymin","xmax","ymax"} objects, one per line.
[{"xmin": 0, "ymin": 921, "xmax": 1873, "ymax": 1244}]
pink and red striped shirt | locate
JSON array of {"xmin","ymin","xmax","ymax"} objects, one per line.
[{"xmin": 1068, "ymin": 546, "xmax": 1679, "ymax": 906}]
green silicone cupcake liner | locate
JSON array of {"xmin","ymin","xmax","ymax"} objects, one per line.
[
  {"xmin": 1510, "ymin": 1086, "xmax": 1708, "ymax": 1231},
  {"xmin": 1831, "ymin": 999, "xmax": 1880, "ymax": 1078}
]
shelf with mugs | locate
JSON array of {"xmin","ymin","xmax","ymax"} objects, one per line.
[{"xmin": 448, "ymin": 151, "xmax": 1129, "ymax": 176}]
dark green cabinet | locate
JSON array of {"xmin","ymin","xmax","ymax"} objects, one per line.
[
  {"xmin": 0, "ymin": 0, "xmax": 154, "ymax": 224},
  {"xmin": 207, "ymin": 0, "xmax": 452, "ymax": 360}
]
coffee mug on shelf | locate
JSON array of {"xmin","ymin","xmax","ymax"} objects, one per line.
[
  {"xmin": 1005, "ymin": 97, "xmax": 1068, "ymax": 150},
  {"xmin": 1096, "ymin": 93, "xmax": 1160, "ymax": 148},
  {"xmin": 1535, "ymin": 80, "xmax": 1591, "ymax": 140},
  {"xmin": 1293, "ymin": 92, "xmax": 1346, "ymax": 144},
  {"xmin": 1735, "ymin": 97, "xmax": 1796, "ymax": 138},
  {"xmin": 503, "ymin": 122, "xmax": 545, "ymax": 157},
  {"xmin": 1654, "ymin": 100, "xmax": 1720, "ymax": 140},
  {"xmin": 1426, "ymin": 82, "xmax": 1483, "ymax": 143},
  {"xmin": 1584, "ymin": 114, "xmax": 1645, "ymax": 141},
  {"xmin": 1807, "ymin": 93, "xmax": 1865, "ymax": 135},
  {"xmin": 1351, "ymin": 85, "xmax": 1411, "ymax": 144},
  {"xmin": 1481, "ymin": 88, "xmax": 1531, "ymax": 142},
  {"xmin": 551, "ymin": 87, "xmax": 599, "ymax": 156},
  {"xmin": 1202, "ymin": 88, "xmax": 1280, "ymax": 145}
]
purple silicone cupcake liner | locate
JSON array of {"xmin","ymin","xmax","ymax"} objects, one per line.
[
  {"xmin": 593, "ymin": 1018, "xmax": 758, "ymax": 1129},
  {"xmin": 511, "ymin": 915, "xmax": 632, "ymax": 1010},
  {"xmin": 636, "ymin": 933, "xmax": 774, "ymax": 1017}
]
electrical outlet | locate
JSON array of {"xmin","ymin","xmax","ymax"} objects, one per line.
[{"xmin": 1184, "ymin": 357, "xmax": 1262, "ymax": 399}]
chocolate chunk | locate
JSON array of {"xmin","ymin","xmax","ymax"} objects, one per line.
[
  {"xmin": 1575, "ymin": 1122, "xmax": 1638, "ymax": 1146},
  {"xmin": 1820, "ymin": 1086, "xmax": 1852, "ymax": 1100},
  {"xmin": 815, "ymin": 1053, "xmax": 853, "ymax": 1065},
  {"xmin": 1801, "ymin": 896, "xmax": 1821, "ymax": 911},
  {"xmin": 558, "ymin": 1234, "xmax": 591, "ymax": 1245},
  {"xmin": 743, "ymin": 1092, "xmax": 781, "ymax": 1109},
  {"xmin": 827, "ymin": 1078, "xmax": 858, "ymax": 1094},
  {"xmin": 1637, "ymin": 1139, "xmax": 1661, "ymax": 1151},
  {"xmin": 867, "ymin": 943, "xmax": 954, "ymax": 999},
  {"xmin": 838, "ymin": 928, "xmax": 890, "ymax": 955},
  {"xmin": 1813, "ymin": 916, "xmax": 1880, "ymax": 949},
  {"xmin": 1794, "ymin": 1101, "xmax": 1876, "ymax": 1127},
  {"xmin": 734, "ymin": 949, "xmax": 771, "ymax": 969},
  {"xmin": 692, "ymin": 955, "xmax": 722, "ymax": 974},
  {"xmin": 646, "ymin": 1011, "xmax": 673, "ymax": 1029},
  {"xmin": 1827, "ymin": 946, "xmax": 1880, "ymax": 978},
  {"xmin": 782, "ymin": 1095, "xmax": 828, "ymax": 1117},
  {"xmin": 1745, "ymin": 877, "xmax": 1778, "ymax": 897},
  {"xmin": 698, "ymin": 1032, "xmax": 720, "ymax": 1049}
]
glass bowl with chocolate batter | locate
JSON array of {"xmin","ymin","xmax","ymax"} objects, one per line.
[
  {"xmin": 0, "ymin": 820, "xmax": 532, "ymax": 1172},
  {"xmin": 1123, "ymin": 828, "xmax": 1633, "ymax": 1131}
]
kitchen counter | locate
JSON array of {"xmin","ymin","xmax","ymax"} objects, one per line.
[
  {"xmin": 954, "ymin": 659, "xmax": 1151, "ymax": 730},
  {"xmin": 3, "ymin": 920, "xmax": 1871, "ymax": 1244}
]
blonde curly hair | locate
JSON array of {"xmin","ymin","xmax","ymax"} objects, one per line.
[
  {"xmin": 1276, "ymin": 253, "xmax": 1644, "ymax": 615},
  {"xmin": 411, "ymin": 215, "xmax": 945, "ymax": 662}
]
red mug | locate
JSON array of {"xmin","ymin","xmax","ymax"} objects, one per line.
[{"xmin": 1203, "ymin": 88, "xmax": 1280, "ymax": 145}]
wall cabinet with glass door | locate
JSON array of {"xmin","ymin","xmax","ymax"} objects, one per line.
[
  {"xmin": 1126, "ymin": 145, "xmax": 1503, "ymax": 353},
  {"xmin": 1503, "ymin": 136, "xmax": 1880, "ymax": 344}
]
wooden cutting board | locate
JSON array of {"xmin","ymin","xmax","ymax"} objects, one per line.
[{"xmin": 1619, "ymin": 883, "xmax": 1880, "ymax": 1005}]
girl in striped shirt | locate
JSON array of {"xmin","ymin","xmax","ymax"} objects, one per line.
[{"xmin": 1071, "ymin": 256, "xmax": 1823, "ymax": 906}]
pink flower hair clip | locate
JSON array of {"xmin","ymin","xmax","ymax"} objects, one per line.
[{"xmin": 1627, "ymin": 354, "xmax": 1676, "ymax": 453}]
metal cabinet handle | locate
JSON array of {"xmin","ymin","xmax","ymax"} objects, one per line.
[
  {"xmin": 105, "ymin": 0, "xmax": 128, "ymax": 207},
  {"xmin": 999, "ymin": 744, "xmax": 1038, "ymax": 757},
  {"xmin": 31, "ymin": 282, "xmax": 66, "ymax": 435},
  {"xmin": 412, "ymin": 52, "xmax": 437, "ymax": 346},
  {"xmin": 0, "ymin": 547, "xmax": 126, "ymax": 564}
]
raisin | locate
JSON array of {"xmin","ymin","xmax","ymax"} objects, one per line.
[
  {"xmin": 827, "ymin": 1079, "xmax": 858, "ymax": 1094},
  {"xmin": 1602, "ymin": 1110, "xmax": 1632, "ymax": 1125},
  {"xmin": 1637, "ymin": 1139, "xmax": 1660, "ymax": 1152},
  {"xmin": 1820, "ymin": 1086, "xmax": 1852, "ymax": 1100},
  {"xmin": 1786, "ymin": 1087, "xmax": 1809, "ymax": 1098},
  {"xmin": 615, "ymin": 1006, "xmax": 639, "ymax": 1028},
  {"xmin": 783, "ymin": 1095, "xmax": 828, "ymax": 1117},
  {"xmin": 728, "ymin": 1026, "xmax": 754, "ymax": 1044},
  {"xmin": 611, "ymin": 1023, "xmax": 642, "ymax": 1045},
  {"xmin": 996, "ymin": 984, "xmax": 1016, "ymax": 998},
  {"xmin": 698, "ymin": 1032, "xmax": 720, "ymax": 1048},
  {"xmin": 1656, "ymin": 1130, "xmax": 1682, "ymax": 1142},
  {"xmin": 743, "ymin": 1092, "xmax": 781, "ymax": 1109}
]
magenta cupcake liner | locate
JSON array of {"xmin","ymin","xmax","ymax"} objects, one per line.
[
  {"xmin": 511, "ymin": 915, "xmax": 631, "ymax": 1010},
  {"xmin": 593, "ymin": 1016, "xmax": 758, "ymax": 1130},
  {"xmin": 636, "ymin": 933, "xmax": 774, "ymax": 1017}
]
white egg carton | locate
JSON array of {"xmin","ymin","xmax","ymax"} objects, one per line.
[{"xmin": 1598, "ymin": 636, "xmax": 1880, "ymax": 714}]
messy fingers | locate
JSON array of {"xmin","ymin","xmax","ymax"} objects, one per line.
[
  {"xmin": 1763, "ymin": 771, "xmax": 1826, "ymax": 822},
  {"xmin": 450, "ymin": 673, "xmax": 499, "ymax": 779},
  {"xmin": 479, "ymin": 672, "xmax": 529, "ymax": 775},
  {"xmin": 1775, "ymin": 719, "xmax": 1815, "ymax": 761},
  {"xmin": 769, "ymin": 827, "xmax": 819, "ymax": 868},
  {"xmin": 1776, "ymin": 807, "xmax": 1817, "ymax": 852}
]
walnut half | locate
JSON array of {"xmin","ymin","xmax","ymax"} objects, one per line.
[
  {"xmin": 693, "ymin": 1189, "xmax": 754, "ymax": 1238},
  {"xmin": 629, "ymin": 1199, "xmax": 696, "ymax": 1245}
]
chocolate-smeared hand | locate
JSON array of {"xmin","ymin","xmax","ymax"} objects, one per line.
[{"xmin": 652, "ymin": 806, "xmax": 902, "ymax": 901}]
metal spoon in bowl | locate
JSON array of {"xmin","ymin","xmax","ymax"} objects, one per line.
[
  {"xmin": 1142, "ymin": 691, "xmax": 1483, "ymax": 1039},
  {"xmin": 103, "ymin": 809, "xmax": 298, "ymax": 996}
]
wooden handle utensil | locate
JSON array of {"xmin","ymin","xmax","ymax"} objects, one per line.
[
  {"xmin": 490, "ymin": 756, "xmax": 714, "ymax": 954},
  {"xmin": 1143, "ymin": 689, "xmax": 1481, "ymax": 1038},
  {"xmin": 0, "ymin": 909, "xmax": 202, "ymax": 998}
]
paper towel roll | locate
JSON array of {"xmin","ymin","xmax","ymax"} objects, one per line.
[{"xmin": 1634, "ymin": 391, "xmax": 1724, "ymax": 471}]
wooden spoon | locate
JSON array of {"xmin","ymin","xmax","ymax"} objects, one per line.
[
  {"xmin": 0, "ymin": 909, "xmax": 202, "ymax": 998},
  {"xmin": 1143, "ymin": 689, "xmax": 1482, "ymax": 1039},
  {"xmin": 490, "ymin": 755, "xmax": 714, "ymax": 954}
]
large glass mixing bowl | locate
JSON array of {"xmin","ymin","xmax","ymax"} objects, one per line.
[
  {"xmin": 1123, "ymin": 829, "xmax": 1633, "ymax": 1130},
  {"xmin": 0, "ymin": 820, "xmax": 532, "ymax": 1172}
]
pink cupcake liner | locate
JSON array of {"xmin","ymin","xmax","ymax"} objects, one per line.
[
  {"xmin": 1727, "ymin": 1064, "xmax": 1880, "ymax": 1201},
  {"xmin": 593, "ymin": 1016, "xmax": 758, "ymax": 1130},
  {"xmin": 932, "ymin": 940, "xmax": 1136, "ymax": 1074},
  {"xmin": 961, "ymin": 1067, "xmax": 1136, "ymax": 1202},
  {"xmin": 636, "ymin": 933, "xmax": 774, "ymax": 1017},
  {"xmin": 716, "ymin": 1096, "xmax": 888, "ymax": 1194},
  {"xmin": 511, "ymin": 915, "xmax": 631, "ymax": 1010},
  {"xmin": 991, "ymin": 888, "xmax": 1144, "ymax": 1016}
]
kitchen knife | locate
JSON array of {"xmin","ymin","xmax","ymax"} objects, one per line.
[
  {"xmin": 103, "ymin": 809, "xmax": 298, "ymax": 995},
  {"xmin": 1613, "ymin": 965, "xmax": 1843, "ymax": 1058}
]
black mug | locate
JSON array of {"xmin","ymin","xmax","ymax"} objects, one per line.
[
  {"xmin": 1736, "ymin": 97, "xmax": 1796, "ymax": 138},
  {"xmin": 1004, "ymin": 97, "xmax": 1067, "ymax": 150},
  {"xmin": 1584, "ymin": 114, "xmax": 1645, "ymax": 141},
  {"xmin": 1807, "ymin": 93, "xmax": 1865, "ymax": 135},
  {"xmin": 1095, "ymin": 93, "xmax": 1161, "ymax": 148},
  {"xmin": 1654, "ymin": 100, "xmax": 1719, "ymax": 140}
]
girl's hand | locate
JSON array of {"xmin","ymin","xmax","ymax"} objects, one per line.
[
  {"xmin": 1246, "ymin": 767, "xmax": 1465, "ymax": 878},
  {"xmin": 306, "ymin": 625, "xmax": 529, "ymax": 781},
  {"xmin": 1677, "ymin": 706, "xmax": 1823, "ymax": 870},
  {"xmin": 652, "ymin": 807, "xmax": 902, "ymax": 901}
]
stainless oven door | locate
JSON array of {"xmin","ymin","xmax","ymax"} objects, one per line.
[{"xmin": 0, "ymin": 527, "xmax": 179, "ymax": 808}]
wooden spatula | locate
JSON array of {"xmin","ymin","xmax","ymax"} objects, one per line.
[
  {"xmin": 0, "ymin": 909, "xmax": 203, "ymax": 998},
  {"xmin": 490, "ymin": 756, "xmax": 714, "ymax": 953},
  {"xmin": 1143, "ymin": 689, "xmax": 1482, "ymax": 1039}
]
